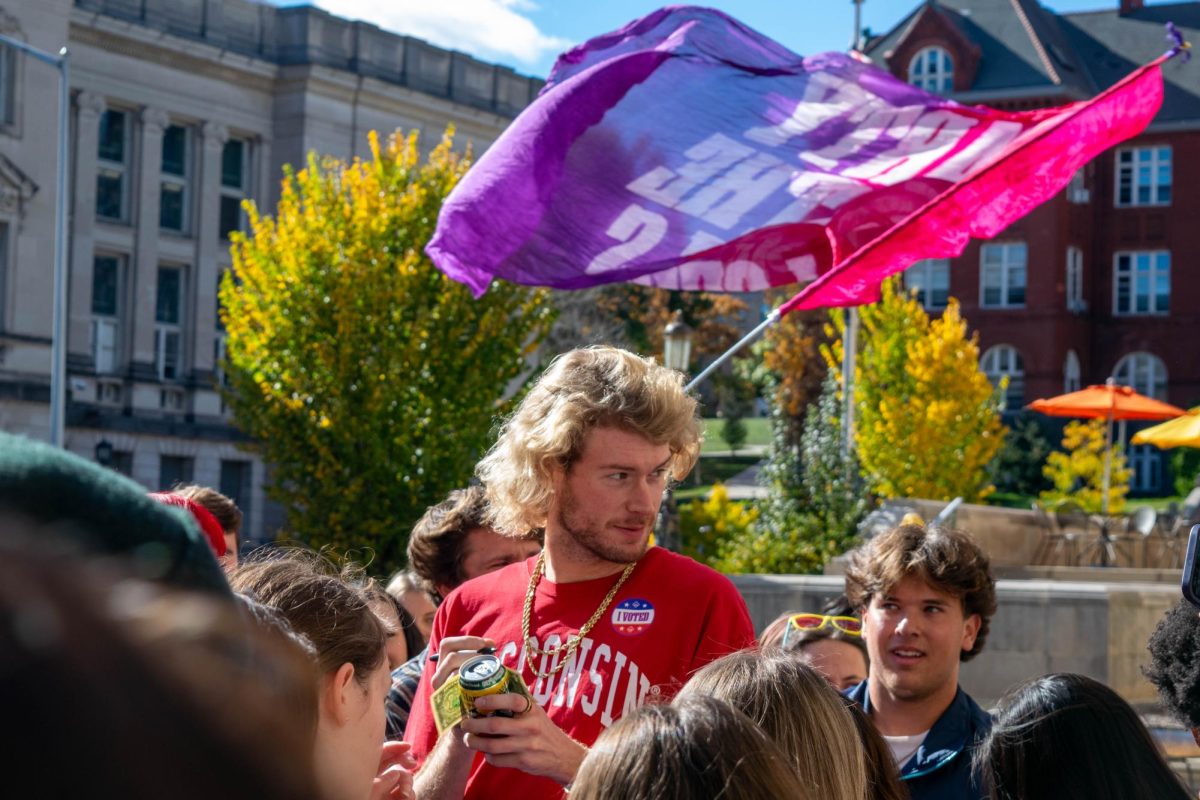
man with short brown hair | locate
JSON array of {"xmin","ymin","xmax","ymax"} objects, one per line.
[
  {"xmin": 175, "ymin": 484, "xmax": 243, "ymax": 571},
  {"xmin": 405, "ymin": 485, "xmax": 541, "ymax": 606},
  {"xmin": 843, "ymin": 523, "xmax": 997, "ymax": 800},
  {"xmin": 385, "ymin": 486, "xmax": 541, "ymax": 737}
]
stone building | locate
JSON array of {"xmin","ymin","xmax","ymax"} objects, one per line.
[
  {"xmin": 0, "ymin": 0, "xmax": 537, "ymax": 541},
  {"xmin": 873, "ymin": 0, "xmax": 1200, "ymax": 493}
]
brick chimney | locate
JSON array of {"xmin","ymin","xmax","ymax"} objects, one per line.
[{"xmin": 1119, "ymin": 0, "xmax": 1144, "ymax": 15}]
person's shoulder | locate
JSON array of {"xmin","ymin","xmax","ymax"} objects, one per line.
[{"xmin": 641, "ymin": 547, "xmax": 741, "ymax": 592}]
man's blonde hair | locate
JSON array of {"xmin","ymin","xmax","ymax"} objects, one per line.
[{"xmin": 477, "ymin": 346, "xmax": 702, "ymax": 536}]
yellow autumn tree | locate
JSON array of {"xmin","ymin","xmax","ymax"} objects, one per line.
[
  {"xmin": 824, "ymin": 278, "xmax": 1006, "ymax": 502},
  {"xmin": 1040, "ymin": 419, "xmax": 1131, "ymax": 513},
  {"xmin": 219, "ymin": 129, "xmax": 554, "ymax": 569}
]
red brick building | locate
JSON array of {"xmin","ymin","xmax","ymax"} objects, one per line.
[{"xmin": 865, "ymin": 0, "xmax": 1200, "ymax": 491}]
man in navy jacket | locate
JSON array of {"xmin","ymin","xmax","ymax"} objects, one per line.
[{"xmin": 844, "ymin": 523, "xmax": 997, "ymax": 800}]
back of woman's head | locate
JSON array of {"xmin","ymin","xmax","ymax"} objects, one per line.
[
  {"xmin": 679, "ymin": 650, "xmax": 867, "ymax": 800},
  {"xmin": 977, "ymin": 673, "xmax": 1190, "ymax": 800},
  {"xmin": 572, "ymin": 695, "xmax": 808, "ymax": 800},
  {"xmin": 230, "ymin": 551, "xmax": 385, "ymax": 682},
  {"xmin": 844, "ymin": 701, "xmax": 909, "ymax": 800}
]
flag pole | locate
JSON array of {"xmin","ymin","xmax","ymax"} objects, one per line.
[
  {"xmin": 684, "ymin": 308, "xmax": 780, "ymax": 393},
  {"xmin": 842, "ymin": 1, "xmax": 864, "ymax": 460}
]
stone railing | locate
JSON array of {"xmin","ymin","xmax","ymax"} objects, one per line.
[{"xmin": 729, "ymin": 572, "xmax": 1176, "ymax": 707}]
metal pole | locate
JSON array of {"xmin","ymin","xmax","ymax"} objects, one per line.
[
  {"xmin": 50, "ymin": 49, "xmax": 70, "ymax": 448},
  {"xmin": 0, "ymin": 34, "xmax": 70, "ymax": 447},
  {"xmin": 852, "ymin": 0, "xmax": 864, "ymax": 51},
  {"xmin": 684, "ymin": 308, "xmax": 780, "ymax": 393},
  {"xmin": 842, "ymin": 307, "xmax": 859, "ymax": 459}
]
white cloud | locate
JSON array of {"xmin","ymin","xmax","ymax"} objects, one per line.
[{"xmin": 308, "ymin": 0, "xmax": 572, "ymax": 69}]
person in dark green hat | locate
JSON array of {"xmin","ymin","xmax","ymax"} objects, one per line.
[{"xmin": 0, "ymin": 431, "xmax": 228, "ymax": 594}]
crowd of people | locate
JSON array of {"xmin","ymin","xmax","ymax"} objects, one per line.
[{"xmin": 2, "ymin": 344, "xmax": 1199, "ymax": 799}]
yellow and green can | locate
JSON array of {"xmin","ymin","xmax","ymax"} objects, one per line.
[{"xmin": 458, "ymin": 654, "xmax": 513, "ymax": 718}]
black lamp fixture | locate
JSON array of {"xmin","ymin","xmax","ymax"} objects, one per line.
[
  {"xmin": 94, "ymin": 438, "xmax": 114, "ymax": 467},
  {"xmin": 662, "ymin": 310, "xmax": 694, "ymax": 374}
]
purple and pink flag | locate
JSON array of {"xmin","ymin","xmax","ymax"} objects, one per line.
[{"xmin": 427, "ymin": 6, "xmax": 1166, "ymax": 311}]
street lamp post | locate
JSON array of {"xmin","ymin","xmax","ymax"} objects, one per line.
[
  {"xmin": 0, "ymin": 34, "xmax": 70, "ymax": 448},
  {"xmin": 657, "ymin": 311, "xmax": 694, "ymax": 552},
  {"xmin": 663, "ymin": 311, "xmax": 693, "ymax": 376}
]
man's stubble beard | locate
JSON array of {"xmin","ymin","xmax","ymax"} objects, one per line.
[{"xmin": 554, "ymin": 482, "xmax": 651, "ymax": 567}]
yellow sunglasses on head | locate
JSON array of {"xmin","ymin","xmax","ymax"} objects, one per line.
[{"xmin": 781, "ymin": 613, "xmax": 862, "ymax": 648}]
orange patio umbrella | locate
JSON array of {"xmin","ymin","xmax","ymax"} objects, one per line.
[
  {"xmin": 1027, "ymin": 379, "xmax": 1185, "ymax": 517},
  {"xmin": 1028, "ymin": 382, "xmax": 1187, "ymax": 422}
]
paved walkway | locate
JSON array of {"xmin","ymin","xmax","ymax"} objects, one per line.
[{"xmin": 719, "ymin": 461, "xmax": 769, "ymax": 500}]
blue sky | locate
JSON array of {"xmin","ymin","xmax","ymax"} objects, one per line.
[{"xmin": 266, "ymin": 1, "xmax": 1170, "ymax": 78}]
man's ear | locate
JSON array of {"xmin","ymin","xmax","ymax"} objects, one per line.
[
  {"xmin": 961, "ymin": 613, "xmax": 982, "ymax": 654},
  {"xmin": 321, "ymin": 662, "xmax": 358, "ymax": 727}
]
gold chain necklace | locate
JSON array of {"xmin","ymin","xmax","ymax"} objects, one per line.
[{"xmin": 520, "ymin": 551, "xmax": 637, "ymax": 680}]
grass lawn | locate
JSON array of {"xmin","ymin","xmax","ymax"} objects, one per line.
[{"xmin": 700, "ymin": 416, "xmax": 771, "ymax": 453}]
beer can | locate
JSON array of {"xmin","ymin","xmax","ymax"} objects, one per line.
[{"xmin": 458, "ymin": 654, "xmax": 513, "ymax": 718}]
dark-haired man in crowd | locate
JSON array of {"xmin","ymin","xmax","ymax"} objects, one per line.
[
  {"xmin": 844, "ymin": 523, "xmax": 997, "ymax": 800},
  {"xmin": 1146, "ymin": 598, "xmax": 1200, "ymax": 748},
  {"xmin": 385, "ymin": 485, "xmax": 542, "ymax": 737}
]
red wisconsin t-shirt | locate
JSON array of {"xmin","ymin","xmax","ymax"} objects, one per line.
[{"xmin": 404, "ymin": 547, "xmax": 756, "ymax": 799}]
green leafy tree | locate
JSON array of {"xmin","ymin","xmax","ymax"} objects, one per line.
[
  {"xmin": 219, "ymin": 129, "xmax": 554, "ymax": 570},
  {"xmin": 1171, "ymin": 448, "xmax": 1200, "ymax": 496},
  {"xmin": 988, "ymin": 415, "xmax": 1053, "ymax": 496},
  {"xmin": 1041, "ymin": 419, "xmax": 1131, "ymax": 513},
  {"xmin": 799, "ymin": 371, "xmax": 869, "ymax": 549},
  {"xmin": 824, "ymin": 278, "xmax": 1007, "ymax": 502},
  {"xmin": 714, "ymin": 371, "xmax": 754, "ymax": 454},
  {"xmin": 679, "ymin": 483, "xmax": 759, "ymax": 563},
  {"xmin": 744, "ymin": 300, "xmax": 833, "ymax": 542},
  {"xmin": 710, "ymin": 515, "xmax": 838, "ymax": 575}
]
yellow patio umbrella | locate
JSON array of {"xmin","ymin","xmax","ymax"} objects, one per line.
[{"xmin": 1131, "ymin": 407, "xmax": 1200, "ymax": 449}]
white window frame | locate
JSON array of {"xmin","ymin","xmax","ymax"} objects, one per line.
[
  {"xmin": 1065, "ymin": 246, "xmax": 1085, "ymax": 313},
  {"xmin": 1113, "ymin": 352, "xmax": 1167, "ymax": 401},
  {"xmin": 1128, "ymin": 444, "xmax": 1162, "ymax": 493},
  {"xmin": 1113, "ymin": 250, "xmax": 1169, "ymax": 316},
  {"xmin": 908, "ymin": 46, "xmax": 953, "ymax": 93},
  {"xmin": 160, "ymin": 123, "xmax": 191, "ymax": 234},
  {"xmin": 1064, "ymin": 350, "xmax": 1081, "ymax": 393},
  {"xmin": 154, "ymin": 265, "xmax": 185, "ymax": 382},
  {"xmin": 982, "ymin": 345, "xmax": 1025, "ymax": 410},
  {"xmin": 219, "ymin": 137, "xmax": 251, "ymax": 240},
  {"xmin": 1066, "ymin": 170, "xmax": 1090, "ymax": 204},
  {"xmin": 979, "ymin": 242, "xmax": 1026, "ymax": 309},
  {"xmin": 1115, "ymin": 146, "xmax": 1171, "ymax": 207},
  {"xmin": 96, "ymin": 109, "xmax": 130, "ymax": 223},
  {"xmin": 904, "ymin": 259, "xmax": 950, "ymax": 310},
  {"xmin": 90, "ymin": 254, "xmax": 123, "ymax": 375}
]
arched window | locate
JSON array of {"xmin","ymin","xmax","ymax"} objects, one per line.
[
  {"xmin": 1128, "ymin": 444, "xmax": 1162, "ymax": 492},
  {"xmin": 1064, "ymin": 350, "xmax": 1081, "ymax": 393},
  {"xmin": 908, "ymin": 46, "xmax": 954, "ymax": 93},
  {"xmin": 1113, "ymin": 352, "xmax": 1167, "ymax": 400},
  {"xmin": 982, "ymin": 345, "xmax": 1024, "ymax": 410}
]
